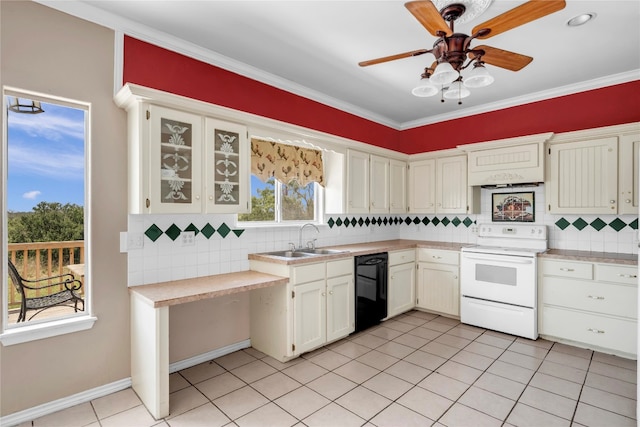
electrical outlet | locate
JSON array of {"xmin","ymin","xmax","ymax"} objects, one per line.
[
  {"xmin": 471, "ymin": 226, "xmax": 479, "ymax": 234},
  {"xmin": 181, "ymin": 231, "xmax": 195, "ymax": 246},
  {"xmin": 127, "ymin": 232, "xmax": 144, "ymax": 250}
]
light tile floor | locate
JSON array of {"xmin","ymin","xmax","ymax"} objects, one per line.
[{"xmin": 20, "ymin": 311, "xmax": 637, "ymax": 426}]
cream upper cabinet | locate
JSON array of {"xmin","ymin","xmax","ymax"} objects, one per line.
[
  {"xmin": 408, "ymin": 158, "xmax": 436, "ymax": 213},
  {"xmin": 546, "ymin": 124, "xmax": 640, "ymax": 215},
  {"xmin": 115, "ymin": 85, "xmax": 250, "ymax": 214},
  {"xmin": 547, "ymin": 137, "xmax": 618, "ymax": 214},
  {"xmin": 370, "ymin": 154, "xmax": 390, "ymax": 214},
  {"xmin": 389, "ymin": 159, "xmax": 408, "ymax": 214},
  {"xmin": 347, "ymin": 149, "xmax": 406, "ymax": 214},
  {"xmin": 346, "ymin": 150, "xmax": 370, "ymax": 213},
  {"xmin": 148, "ymin": 105, "xmax": 204, "ymax": 214},
  {"xmin": 618, "ymin": 133, "xmax": 640, "ymax": 214},
  {"xmin": 436, "ymin": 155, "xmax": 468, "ymax": 214},
  {"xmin": 409, "ymin": 154, "xmax": 475, "ymax": 214},
  {"xmin": 204, "ymin": 118, "xmax": 249, "ymax": 213}
]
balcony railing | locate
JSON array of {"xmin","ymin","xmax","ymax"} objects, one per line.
[{"xmin": 7, "ymin": 241, "xmax": 85, "ymax": 309}]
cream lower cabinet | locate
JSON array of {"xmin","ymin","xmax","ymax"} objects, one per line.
[
  {"xmin": 416, "ymin": 248, "xmax": 460, "ymax": 317},
  {"xmin": 387, "ymin": 249, "xmax": 416, "ymax": 318},
  {"xmin": 250, "ymin": 257, "xmax": 354, "ymax": 361},
  {"xmin": 538, "ymin": 258, "xmax": 638, "ymax": 357}
]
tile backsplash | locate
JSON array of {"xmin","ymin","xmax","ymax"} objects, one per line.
[{"xmin": 127, "ymin": 184, "xmax": 638, "ymax": 285}]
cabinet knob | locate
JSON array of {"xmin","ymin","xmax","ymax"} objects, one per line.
[
  {"xmin": 329, "ymin": 291, "xmax": 334, "ymax": 295},
  {"xmin": 610, "ymin": 200, "xmax": 615, "ymax": 204},
  {"xmin": 209, "ymin": 196, "xmax": 213, "ymax": 200},
  {"xmin": 626, "ymin": 199, "xmax": 632, "ymax": 203},
  {"xmin": 196, "ymin": 195, "xmax": 200, "ymax": 200},
  {"xmin": 391, "ymin": 275, "xmax": 395, "ymax": 280},
  {"xmin": 322, "ymin": 292, "xmax": 326, "ymax": 297},
  {"xmin": 453, "ymin": 275, "xmax": 458, "ymax": 279}
]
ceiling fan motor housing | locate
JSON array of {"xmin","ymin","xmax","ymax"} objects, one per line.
[{"xmin": 434, "ymin": 33, "xmax": 469, "ymax": 70}]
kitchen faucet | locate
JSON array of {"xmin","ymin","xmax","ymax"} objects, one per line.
[{"xmin": 298, "ymin": 223, "xmax": 319, "ymax": 249}]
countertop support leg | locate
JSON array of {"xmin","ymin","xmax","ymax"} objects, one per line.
[{"xmin": 130, "ymin": 293, "xmax": 169, "ymax": 419}]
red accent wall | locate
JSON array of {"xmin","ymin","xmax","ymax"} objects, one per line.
[{"xmin": 123, "ymin": 36, "xmax": 640, "ymax": 154}]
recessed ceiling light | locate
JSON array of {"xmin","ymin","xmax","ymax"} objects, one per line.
[{"xmin": 567, "ymin": 13, "xmax": 596, "ymax": 27}]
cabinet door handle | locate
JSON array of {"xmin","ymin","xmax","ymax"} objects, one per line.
[
  {"xmin": 587, "ymin": 328, "xmax": 605, "ymax": 334},
  {"xmin": 618, "ymin": 273, "xmax": 637, "ymax": 278},
  {"xmin": 587, "ymin": 295, "xmax": 605, "ymax": 300},
  {"xmin": 432, "ymin": 256, "xmax": 442, "ymax": 259},
  {"xmin": 559, "ymin": 268, "xmax": 574, "ymax": 272}
]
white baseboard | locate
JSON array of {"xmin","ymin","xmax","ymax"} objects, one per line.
[
  {"xmin": 169, "ymin": 339, "xmax": 251, "ymax": 373},
  {"xmin": 0, "ymin": 339, "xmax": 251, "ymax": 427},
  {"xmin": 0, "ymin": 378, "xmax": 132, "ymax": 427}
]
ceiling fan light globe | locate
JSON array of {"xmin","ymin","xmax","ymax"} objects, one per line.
[
  {"xmin": 412, "ymin": 84, "xmax": 438, "ymax": 97},
  {"xmin": 464, "ymin": 65, "xmax": 494, "ymax": 88},
  {"xmin": 444, "ymin": 81, "xmax": 471, "ymax": 99},
  {"xmin": 430, "ymin": 62, "xmax": 459, "ymax": 86}
]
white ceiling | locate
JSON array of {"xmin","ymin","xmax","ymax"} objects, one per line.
[{"xmin": 43, "ymin": 1, "xmax": 640, "ymax": 129}]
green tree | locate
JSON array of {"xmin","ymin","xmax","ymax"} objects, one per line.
[
  {"xmin": 282, "ymin": 180, "xmax": 314, "ymax": 221},
  {"xmin": 238, "ymin": 178, "xmax": 276, "ymax": 221},
  {"xmin": 8, "ymin": 201, "xmax": 84, "ymax": 243}
]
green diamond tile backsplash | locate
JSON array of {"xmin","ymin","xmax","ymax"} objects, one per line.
[
  {"xmin": 140, "ymin": 213, "xmax": 637, "ymax": 245},
  {"xmin": 144, "ymin": 221, "xmax": 244, "ymax": 241}
]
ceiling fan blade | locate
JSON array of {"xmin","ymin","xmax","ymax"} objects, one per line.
[
  {"xmin": 359, "ymin": 49, "xmax": 431, "ymax": 67},
  {"xmin": 471, "ymin": 45, "xmax": 533, "ymax": 71},
  {"xmin": 472, "ymin": 0, "xmax": 566, "ymax": 39},
  {"xmin": 405, "ymin": 1, "xmax": 452, "ymax": 37}
]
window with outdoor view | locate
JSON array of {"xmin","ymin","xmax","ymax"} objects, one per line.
[
  {"xmin": 4, "ymin": 90, "xmax": 88, "ymax": 326},
  {"xmin": 238, "ymin": 138, "xmax": 323, "ymax": 224}
]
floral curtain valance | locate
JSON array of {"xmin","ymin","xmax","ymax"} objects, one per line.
[{"xmin": 250, "ymin": 138, "xmax": 325, "ymax": 187}]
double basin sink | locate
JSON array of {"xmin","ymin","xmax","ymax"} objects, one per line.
[{"xmin": 264, "ymin": 248, "xmax": 347, "ymax": 259}]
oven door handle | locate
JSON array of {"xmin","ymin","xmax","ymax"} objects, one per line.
[{"xmin": 462, "ymin": 253, "xmax": 534, "ymax": 265}]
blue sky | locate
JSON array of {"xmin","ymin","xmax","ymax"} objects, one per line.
[{"xmin": 7, "ymin": 100, "xmax": 85, "ymax": 212}]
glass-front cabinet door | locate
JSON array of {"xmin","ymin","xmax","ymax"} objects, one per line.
[
  {"xmin": 148, "ymin": 105, "xmax": 203, "ymax": 213},
  {"xmin": 205, "ymin": 118, "xmax": 249, "ymax": 213}
]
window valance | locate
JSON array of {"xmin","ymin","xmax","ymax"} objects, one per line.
[{"xmin": 250, "ymin": 138, "xmax": 324, "ymax": 187}]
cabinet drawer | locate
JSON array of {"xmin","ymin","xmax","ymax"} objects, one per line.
[
  {"xmin": 541, "ymin": 277, "xmax": 637, "ymax": 319},
  {"xmin": 595, "ymin": 264, "xmax": 638, "ymax": 285},
  {"xmin": 418, "ymin": 248, "xmax": 458, "ymax": 265},
  {"xmin": 292, "ymin": 262, "xmax": 325, "ymax": 285},
  {"xmin": 540, "ymin": 259, "xmax": 593, "ymax": 280},
  {"xmin": 327, "ymin": 258, "xmax": 353, "ymax": 278},
  {"xmin": 389, "ymin": 249, "xmax": 416, "ymax": 266},
  {"xmin": 541, "ymin": 306, "xmax": 637, "ymax": 356}
]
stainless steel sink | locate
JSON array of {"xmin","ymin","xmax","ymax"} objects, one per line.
[
  {"xmin": 264, "ymin": 250, "xmax": 315, "ymax": 258},
  {"xmin": 298, "ymin": 248, "xmax": 347, "ymax": 255},
  {"xmin": 263, "ymin": 248, "xmax": 347, "ymax": 258}
]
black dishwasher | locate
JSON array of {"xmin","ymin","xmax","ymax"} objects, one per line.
[{"xmin": 354, "ymin": 253, "xmax": 388, "ymax": 333}]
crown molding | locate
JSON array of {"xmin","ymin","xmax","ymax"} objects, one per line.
[
  {"xmin": 35, "ymin": 1, "xmax": 640, "ymax": 132},
  {"xmin": 34, "ymin": 0, "xmax": 400, "ymax": 129},
  {"xmin": 400, "ymin": 70, "xmax": 640, "ymax": 130}
]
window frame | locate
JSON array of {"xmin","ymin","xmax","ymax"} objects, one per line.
[
  {"xmin": 1, "ymin": 87, "xmax": 96, "ymax": 345},
  {"xmin": 238, "ymin": 176, "xmax": 324, "ymax": 227}
]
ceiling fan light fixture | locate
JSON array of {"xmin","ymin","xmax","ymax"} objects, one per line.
[
  {"xmin": 430, "ymin": 62, "xmax": 459, "ymax": 86},
  {"xmin": 412, "ymin": 83, "xmax": 439, "ymax": 97},
  {"xmin": 567, "ymin": 13, "xmax": 596, "ymax": 27},
  {"xmin": 463, "ymin": 63, "xmax": 494, "ymax": 88},
  {"xmin": 444, "ymin": 80, "xmax": 471, "ymax": 100}
]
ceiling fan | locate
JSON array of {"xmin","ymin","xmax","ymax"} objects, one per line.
[{"xmin": 359, "ymin": 0, "xmax": 566, "ymax": 103}]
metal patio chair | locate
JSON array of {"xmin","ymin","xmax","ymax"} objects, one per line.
[{"xmin": 8, "ymin": 260, "xmax": 84, "ymax": 322}]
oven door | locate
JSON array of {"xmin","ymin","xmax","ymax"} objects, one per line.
[{"xmin": 460, "ymin": 251, "xmax": 536, "ymax": 307}]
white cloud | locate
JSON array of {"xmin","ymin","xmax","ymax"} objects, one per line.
[
  {"xmin": 8, "ymin": 106, "xmax": 85, "ymax": 143},
  {"xmin": 8, "ymin": 144, "xmax": 83, "ymax": 180},
  {"xmin": 23, "ymin": 190, "xmax": 41, "ymax": 200}
]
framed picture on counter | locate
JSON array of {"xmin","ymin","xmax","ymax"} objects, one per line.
[{"xmin": 492, "ymin": 191, "xmax": 535, "ymax": 222}]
